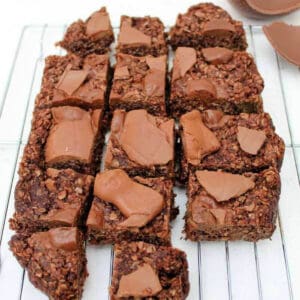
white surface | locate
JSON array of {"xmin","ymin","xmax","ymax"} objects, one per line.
[{"xmin": 0, "ymin": 2, "xmax": 300, "ymax": 300}]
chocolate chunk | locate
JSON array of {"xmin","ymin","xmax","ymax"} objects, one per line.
[
  {"xmin": 231, "ymin": 0, "xmax": 300, "ymax": 16},
  {"xmin": 146, "ymin": 56, "xmax": 166, "ymax": 71},
  {"xmin": 202, "ymin": 47, "xmax": 233, "ymax": 65},
  {"xmin": 237, "ymin": 126, "xmax": 266, "ymax": 155},
  {"xmin": 56, "ymin": 65, "xmax": 89, "ymax": 96},
  {"xmin": 45, "ymin": 107, "xmax": 101, "ymax": 164},
  {"xmin": 186, "ymin": 79, "xmax": 217, "ymax": 99},
  {"xmin": 144, "ymin": 69, "xmax": 165, "ymax": 97},
  {"xmin": 263, "ymin": 22, "xmax": 300, "ymax": 67},
  {"xmin": 86, "ymin": 201, "xmax": 104, "ymax": 229},
  {"xmin": 30, "ymin": 227, "xmax": 78, "ymax": 251},
  {"xmin": 202, "ymin": 110, "xmax": 231, "ymax": 129},
  {"xmin": 180, "ymin": 110, "xmax": 220, "ymax": 165},
  {"xmin": 40, "ymin": 206, "xmax": 79, "ymax": 225},
  {"xmin": 114, "ymin": 66, "xmax": 130, "ymax": 79},
  {"xmin": 118, "ymin": 110, "xmax": 174, "ymax": 166},
  {"xmin": 117, "ymin": 264, "xmax": 162, "ymax": 297},
  {"xmin": 86, "ymin": 8, "xmax": 111, "ymax": 38},
  {"xmin": 196, "ymin": 170, "xmax": 255, "ymax": 202},
  {"xmin": 94, "ymin": 169, "xmax": 164, "ymax": 227},
  {"xmin": 203, "ymin": 19, "xmax": 236, "ymax": 36},
  {"xmin": 172, "ymin": 47, "xmax": 197, "ymax": 81},
  {"xmin": 119, "ymin": 19, "xmax": 151, "ymax": 46}
]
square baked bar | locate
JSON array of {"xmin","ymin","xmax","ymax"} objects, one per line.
[
  {"xmin": 169, "ymin": 3, "xmax": 247, "ymax": 50},
  {"xmin": 9, "ymin": 227, "xmax": 87, "ymax": 300},
  {"xmin": 104, "ymin": 109, "xmax": 175, "ymax": 178},
  {"xmin": 109, "ymin": 53, "xmax": 167, "ymax": 115},
  {"xmin": 185, "ymin": 168, "xmax": 281, "ymax": 241},
  {"xmin": 179, "ymin": 110, "xmax": 285, "ymax": 181},
  {"xmin": 10, "ymin": 167, "xmax": 94, "ymax": 233},
  {"xmin": 86, "ymin": 169, "xmax": 176, "ymax": 246},
  {"xmin": 36, "ymin": 54, "xmax": 110, "ymax": 110},
  {"xmin": 170, "ymin": 47, "xmax": 264, "ymax": 117},
  {"xmin": 22, "ymin": 106, "xmax": 104, "ymax": 175},
  {"xmin": 57, "ymin": 7, "xmax": 114, "ymax": 57},
  {"xmin": 110, "ymin": 241, "xmax": 189, "ymax": 299},
  {"xmin": 116, "ymin": 15, "xmax": 168, "ymax": 57}
]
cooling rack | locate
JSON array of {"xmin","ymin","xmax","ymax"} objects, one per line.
[{"xmin": 0, "ymin": 25, "xmax": 299, "ymax": 300}]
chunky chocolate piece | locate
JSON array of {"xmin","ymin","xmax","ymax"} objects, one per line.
[
  {"xmin": 237, "ymin": 126, "xmax": 266, "ymax": 155},
  {"xmin": 36, "ymin": 54, "xmax": 110, "ymax": 109},
  {"xmin": 93, "ymin": 169, "xmax": 164, "ymax": 227},
  {"xmin": 231, "ymin": 0, "xmax": 300, "ymax": 17},
  {"xmin": 170, "ymin": 47, "xmax": 264, "ymax": 116},
  {"xmin": 45, "ymin": 107, "xmax": 101, "ymax": 165},
  {"xmin": 87, "ymin": 169, "xmax": 176, "ymax": 245},
  {"xmin": 263, "ymin": 22, "xmax": 300, "ymax": 67},
  {"xmin": 20, "ymin": 107, "xmax": 104, "ymax": 175},
  {"xmin": 105, "ymin": 110, "xmax": 175, "ymax": 178},
  {"xmin": 116, "ymin": 15, "xmax": 168, "ymax": 57},
  {"xmin": 195, "ymin": 170, "xmax": 255, "ymax": 202},
  {"xmin": 110, "ymin": 242, "xmax": 190, "ymax": 299},
  {"xmin": 117, "ymin": 264, "xmax": 162, "ymax": 297},
  {"xmin": 9, "ymin": 227, "xmax": 87, "ymax": 300},
  {"xmin": 169, "ymin": 3, "xmax": 247, "ymax": 50},
  {"xmin": 202, "ymin": 47, "xmax": 233, "ymax": 64},
  {"xmin": 180, "ymin": 110, "xmax": 220, "ymax": 165},
  {"xmin": 57, "ymin": 7, "xmax": 114, "ymax": 57},
  {"xmin": 179, "ymin": 111, "xmax": 285, "ymax": 182},
  {"xmin": 109, "ymin": 53, "xmax": 167, "ymax": 116},
  {"xmin": 10, "ymin": 167, "xmax": 94, "ymax": 233},
  {"xmin": 185, "ymin": 168, "xmax": 281, "ymax": 241}
]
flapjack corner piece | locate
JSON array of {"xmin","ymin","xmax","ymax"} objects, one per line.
[
  {"xmin": 185, "ymin": 168, "xmax": 281, "ymax": 241},
  {"xmin": 169, "ymin": 2, "xmax": 247, "ymax": 50},
  {"xmin": 170, "ymin": 47, "xmax": 264, "ymax": 117},
  {"xmin": 87, "ymin": 169, "xmax": 177, "ymax": 245},
  {"xmin": 9, "ymin": 227, "xmax": 87, "ymax": 300},
  {"xmin": 57, "ymin": 7, "xmax": 114, "ymax": 57},
  {"xmin": 109, "ymin": 53, "xmax": 167, "ymax": 116},
  {"xmin": 116, "ymin": 15, "xmax": 168, "ymax": 57},
  {"xmin": 110, "ymin": 241, "xmax": 189, "ymax": 299},
  {"xmin": 179, "ymin": 110, "xmax": 285, "ymax": 182},
  {"xmin": 104, "ymin": 109, "xmax": 175, "ymax": 178},
  {"xmin": 36, "ymin": 53, "xmax": 111, "ymax": 110}
]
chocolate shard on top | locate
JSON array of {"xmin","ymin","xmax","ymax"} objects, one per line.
[
  {"xmin": 86, "ymin": 7, "xmax": 112, "ymax": 38},
  {"xmin": 146, "ymin": 56, "xmax": 166, "ymax": 71},
  {"xmin": 30, "ymin": 227, "xmax": 79, "ymax": 252},
  {"xmin": 180, "ymin": 110, "xmax": 220, "ymax": 165},
  {"xmin": 186, "ymin": 78, "xmax": 217, "ymax": 99},
  {"xmin": 237, "ymin": 126, "xmax": 266, "ymax": 155},
  {"xmin": 202, "ymin": 47, "xmax": 233, "ymax": 65},
  {"xmin": 94, "ymin": 169, "xmax": 164, "ymax": 227},
  {"xmin": 117, "ymin": 110, "xmax": 174, "ymax": 166},
  {"xmin": 203, "ymin": 19, "xmax": 236, "ymax": 36},
  {"xmin": 117, "ymin": 264, "xmax": 162, "ymax": 297},
  {"xmin": 172, "ymin": 47, "xmax": 197, "ymax": 81},
  {"xmin": 263, "ymin": 22, "xmax": 300, "ymax": 67},
  {"xmin": 55, "ymin": 65, "xmax": 89, "ymax": 96},
  {"xmin": 118, "ymin": 19, "xmax": 151, "ymax": 46},
  {"xmin": 196, "ymin": 170, "xmax": 255, "ymax": 202}
]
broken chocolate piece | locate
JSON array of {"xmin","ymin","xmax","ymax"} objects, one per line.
[
  {"xmin": 186, "ymin": 79, "xmax": 217, "ymax": 99},
  {"xmin": 237, "ymin": 126, "xmax": 266, "ymax": 155},
  {"xmin": 146, "ymin": 56, "xmax": 166, "ymax": 71},
  {"xmin": 86, "ymin": 8, "xmax": 111, "ymax": 37},
  {"xmin": 144, "ymin": 69, "xmax": 165, "ymax": 97},
  {"xmin": 263, "ymin": 22, "xmax": 300, "ymax": 67},
  {"xmin": 172, "ymin": 47, "xmax": 197, "ymax": 81},
  {"xmin": 202, "ymin": 47, "xmax": 233, "ymax": 65},
  {"xmin": 117, "ymin": 264, "xmax": 162, "ymax": 297},
  {"xmin": 114, "ymin": 65, "xmax": 130, "ymax": 79},
  {"xmin": 196, "ymin": 170, "xmax": 255, "ymax": 202},
  {"xmin": 203, "ymin": 19, "xmax": 236, "ymax": 36},
  {"xmin": 93, "ymin": 169, "xmax": 164, "ymax": 227},
  {"xmin": 180, "ymin": 110, "xmax": 220, "ymax": 165}
]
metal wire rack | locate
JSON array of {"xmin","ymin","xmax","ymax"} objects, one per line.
[{"xmin": 0, "ymin": 25, "xmax": 299, "ymax": 300}]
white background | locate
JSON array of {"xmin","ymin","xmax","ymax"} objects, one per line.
[{"xmin": 0, "ymin": 0, "xmax": 299, "ymax": 102}]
